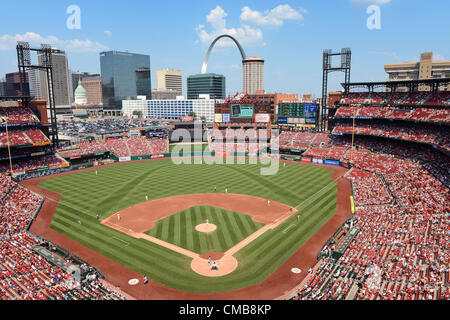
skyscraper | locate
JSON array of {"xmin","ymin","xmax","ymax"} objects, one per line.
[
  {"xmin": 0, "ymin": 78, "xmax": 6, "ymax": 96},
  {"xmin": 135, "ymin": 68, "xmax": 152, "ymax": 99},
  {"xmin": 28, "ymin": 69, "xmax": 41, "ymax": 99},
  {"xmin": 156, "ymin": 69, "xmax": 182, "ymax": 96},
  {"xmin": 187, "ymin": 73, "xmax": 225, "ymax": 100},
  {"xmin": 80, "ymin": 75, "xmax": 102, "ymax": 105},
  {"xmin": 100, "ymin": 50, "xmax": 151, "ymax": 109},
  {"xmin": 38, "ymin": 48, "xmax": 72, "ymax": 109},
  {"xmin": 243, "ymin": 56, "xmax": 264, "ymax": 94},
  {"xmin": 5, "ymin": 72, "xmax": 29, "ymax": 96}
]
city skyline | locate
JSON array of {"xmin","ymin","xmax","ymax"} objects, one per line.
[{"xmin": 0, "ymin": 0, "xmax": 449, "ymax": 98}]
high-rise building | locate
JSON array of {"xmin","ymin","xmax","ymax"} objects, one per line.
[
  {"xmin": 100, "ymin": 50, "xmax": 151, "ymax": 109},
  {"xmin": 5, "ymin": 72, "xmax": 29, "ymax": 96},
  {"xmin": 156, "ymin": 69, "xmax": 182, "ymax": 96},
  {"xmin": 80, "ymin": 75, "xmax": 102, "ymax": 105},
  {"xmin": 384, "ymin": 52, "xmax": 450, "ymax": 91},
  {"xmin": 187, "ymin": 73, "xmax": 225, "ymax": 100},
  {"xmin": 28, "ymin": 69, "xmax": 41, "ymax": 99},
  {"xmin": 135, "ymin": 68, "xmax": 152, "ymax": 99},
  {"xmin": 0, "ymin": 78, "xmax": 6, "ymax": 96},
  {"xmin": 243, "ymin": 56, "xmax": 264, "ymax": 94},
  {"xmin": 151, "ymin": 88, "xmax": 180, "ymax": 100},
  {"xmin": 38, "ymin": 48, "xmax": 72, "ymax": 110}
]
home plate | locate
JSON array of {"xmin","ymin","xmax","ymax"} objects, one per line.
[{"xmin": 128, "ymin": 278, "xmax": 139, "ymax": 285}]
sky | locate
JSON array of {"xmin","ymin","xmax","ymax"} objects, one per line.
[{"xmin": 0, "ymin": 0, "xmax": 449, "ymax": 98}]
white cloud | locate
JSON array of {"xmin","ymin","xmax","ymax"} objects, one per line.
[
  {"xmin": 104, "ymin": 30, "xmax": 112, "ymax": 37},
  {"xmin": 240, "ymin": 4, "xmax": 306, "ymax": 27},
  {"xmin": 196, "ymin": 5, "xmax": 265, "ymax": 47},
  {"xmin": 350, "ymin": 0, "xmax": 391, "ymax": 5},
  {"xmin": 0, "ymin": 32, "xmax": 108, "ymax": 53}
]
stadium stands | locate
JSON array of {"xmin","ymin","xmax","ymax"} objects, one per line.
[
  {"xmin": 57, "ymin": 136, "xmax": 168, "ymax": 159},
  {"xmin": 0, "ymin": 173, "xmax": 126, "ymax": 300}
]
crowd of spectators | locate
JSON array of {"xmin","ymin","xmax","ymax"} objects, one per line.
[
  {"xmin": 57, "ymin": 136, "xmax": 168, "ymax": 159},
  {"xmin": 0, "ymin": 128, "xmax": 50, "ymax": 148},
  {"xmin": 0, "ymin": 155, "xmax": 68, "ymax": 175},
  {"xmin": 57, "ymin": 118, "xmax": 168, "ymax": 139},
  {"xmin": 0, "ymin": 107, "xmax": 39, "ymax": 125},
  {"xmin": 0, "ymin": 174, "xmax": 126, "ymax": 300},
  {"xmin": 288, "ymin": 130, "xmax": 449, "ymax": 300},
  {"xmin": 334, "ymin": 105, "xmax": 449, "ymax": 124},
  {"xmin": 340, "ymin": 91, "xmax": 450, "ymax": 106},
  {"xmin": 332, "ymin": 123, "xmax": 450, "ymax": 151}
]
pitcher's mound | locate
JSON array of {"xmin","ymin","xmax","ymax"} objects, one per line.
[{"xmin": 195, "ymin": 223, "xmax": 217, "ymax": 233}]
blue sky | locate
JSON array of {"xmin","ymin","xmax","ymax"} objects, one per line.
[{"xmin": 0, "ymin": 0, "xmax": 449, "ymax": 98}]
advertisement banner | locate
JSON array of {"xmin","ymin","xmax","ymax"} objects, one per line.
[
  {"xmin": 312, "ymin": 158, "xmax": 323, "ymax": 164},
  {"xmin": 287, "ymin": 118, "xmax": 295, "ymax": 124},
  {"xmin": 324, "ymin": 159, "xmax": 340, "ymax": 166},
  {"xmin": 150, "ymin": 154, "xmax": 164, "ymax": 159},
  {"xmin": 119, "ymin": 156, "xmax": 131, "ymax": 162},
  {"xmin": 301, "ymin": 157, "xmax": 311, "ymax": 163},
  {"xmin": 222, "ymin": 114, "xmax": 230, "ymax": 122},
  {"xmin": 182, "ymin": 116, "xmax": 194, "ymax": 122},
  {"xmin": 254, "ymin": 113, "xmax": 270, "ymax": 123},
  {"xmin": 278, "ymin": 116, "xmax": 287, "ymax": 124},
  {"xmin": 296, "ymin": 124, "xmax": 316, "ymax": 128},
  {"xmin": 214, "ymin": 114, "xmax": 223, "ymax": 122}
]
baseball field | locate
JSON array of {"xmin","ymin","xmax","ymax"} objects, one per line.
[{"xmin": 36, "ymin": 158, "xmax": 338, "ymax": 293}]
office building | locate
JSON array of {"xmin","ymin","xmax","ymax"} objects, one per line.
[
  {"xmin": 80, "ymin": 75, "xmax": 102, "ymax": 105},
  {"xmin": 385, "ymin": 52, "xmax": 450, "ymax": 91},
  {"xmin": 156, "ymin": 69, "xmax": 182, "ymax": 96},
  {"xmin": 135, "ymin": 67, "xmax": 152, "ymax": 99},
  {"xmin": 187, "ymin": 73, "xmax": 225, "ymax": 100},
  {"xmin": 5, "ymin": 72, "xmax": 29, "ymax": 96},
  {"xmin": 100, "ymin": 50, "xmax": 151, "ymax": 109},
  {"xmin": 122, "ymin": 95, "xmax": 217, "ymax": 122},
  {"xmin": 28, "ymin": 69, "xmax": 41, "ymax": 99},
  {"xmin": 243, "ymin": 56, "xmax": 264, "ymax": 94},
  {"xmin": 38, "ymin": 48, "xmax": 72, "ymax": 112},
  {"xmin": 0, "ymin": 78, "xmax": 6, "ymax": 96},
  {"xmin": 151, "ymin": 88, "xmax": 179, "ymax": 100}
]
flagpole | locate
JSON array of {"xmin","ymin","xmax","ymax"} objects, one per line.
[{"xmin": 2, "ymin": 117, "xmax": 14, "ymax": 177}]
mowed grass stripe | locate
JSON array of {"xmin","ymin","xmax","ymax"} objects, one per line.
[{"xmin": 39, "ymin": 158, "xmax": 339, "ymax": 293}]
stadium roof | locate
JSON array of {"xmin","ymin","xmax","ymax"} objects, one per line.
[{"xmin": 341, "ymin": 78, "xmax": 450, "ymax": 93}]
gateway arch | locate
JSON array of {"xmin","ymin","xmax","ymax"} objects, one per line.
[{"xmin": 201, "ymin": 34, "xmax": 246, "ymax": 74}]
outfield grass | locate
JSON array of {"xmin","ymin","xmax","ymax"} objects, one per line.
[
  {"xmin": 145, "ymin": 205, "xmax": 265, "ymax": 254},
  {"xmin": 38, "ymin": 157, "xmax": 337, "ymax": 293}
]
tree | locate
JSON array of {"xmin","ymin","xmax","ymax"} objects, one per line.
[
  {"xmin": 188, "ymin": 111, "xmax": 197, "ymax": 118},
  {"xmin": 200, "ymin": 116, "xmax": 206, "ymax": 121},
  {"xmin": 132, "ymin": 110, "xmax": 143, "ymax": 118}
]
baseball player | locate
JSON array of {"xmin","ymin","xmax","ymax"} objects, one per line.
[
  {"xmin": 206, "ymin": 219, "xmax": 209, "ymax": 226},
  {"xmin": 267, "ymin": 200, "xmax": 271, "ymax": 207},
  {"xmin": 117, "ymin": 214, "xmax": 121, "ymax": 222},
  {"xmin": 145, "ymin": 195, "xmax": 148, "ymax": 201}
]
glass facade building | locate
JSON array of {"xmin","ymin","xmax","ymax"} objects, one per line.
[
  {"xmin": 100, "ymin": 51, "xmax": 151, "ymax": 109},
  {"xmin": 187, "ymin": 73, "xmax": 225, "ymax": 100}
]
